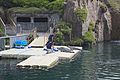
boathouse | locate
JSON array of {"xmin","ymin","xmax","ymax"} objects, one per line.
[{"xmin": 11, "ymin": 12, "xmax": 59, "ymax": 34}]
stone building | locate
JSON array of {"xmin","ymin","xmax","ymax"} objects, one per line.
[{"xmin": 11, "ymin": 12, "xmax": 59, "ymax": 34}]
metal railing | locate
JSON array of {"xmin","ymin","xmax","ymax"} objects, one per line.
[
  {"xmin": 6, "ymin": 24, "xmax": 16, "ymax": 35},
  {"xmin": 0, "ymin": 17, "xmax": 17, "ymax": 36},
  {"xmin": 0, "ymin": 17, "xmax": 6, "ymax": 35},
  {"xmin": 43, "ymin": 24, "xmax": 57, "ymax": 45},
  {"xmin": 0, "ymin": 34, "xmax": 28, "ymax": 49}
]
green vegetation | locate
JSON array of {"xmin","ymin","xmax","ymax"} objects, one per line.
[
  {"xmin": 0, "ymin": 23, "xmax": 4, "ymax": 36},
  {"xmin": 88, "ymin": 21, "xmax": 94, "ymax": 31},
  {"xmin": 109, "ymin": 0, "xmax": 120, "ymax": 10},
  {"xmin": 0, "ymin": 0, "xmax": 64, "ymax": 13},
  {"xmin": 9, "ymin": 7, "xmax": 47, "ymax": 14},
  {"xmin": 64, "ymin": 38, "xmax": 83, "ymax": 46},
  {"xmin": 99, "ymin": 2, "xmax": 107, "ymax": 13},
  {"xmin": 83, "ymin": 31, "xmax": 95, "ymax": 43},
  {"xmin": 83, "ymin": 21, "xmax": 95, "ymax": 44},
  {"xmin": 57, "ymin": 21, "xmax": 72, "ymax": 34},
  {"xmin": 54, "ymin": 21, "xmax": 72, "ymax": 45},
  {"xmin": 47, "ymin": 0, "xmax": 64, "ymax": 13},
  {"xmin": 71, "ymin": 38, "xmax": 83, "ymax": 46},
  {"xmin": 74, "ymin": 7, "xmax": 88, "ymax": 23},
  {"xmin": 55, "ymin": 21, "xmax": 95, "ymax": 46},
  {"xmin": 54, "ymin": 31, "xmax": 64, "ymax": 45}
]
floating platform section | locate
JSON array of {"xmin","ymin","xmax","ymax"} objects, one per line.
[
  {"xmin": 18, "ymin": 48, "xmax": 47, "ymax": 59},
  {"xmin": 0, "ymin": 48, "xmax": 47, "ymax": 59},
  {"xmin": 51, "ymin": 46, "xmax": 82, "ymax": 60},
  {"xmin": 47, "ymin": 50, "xmax": 80, "ymax": 60},
  {"xmin": 0, "ymin": 46, "xmax": 82, "ymax": 69},
  {"xmin": 0, "ymin": 49, "xmax": 27, "ymax": 58},
  {"xmin": 17, "ymin": 55, "xmax": 59, "ymax": 69}
]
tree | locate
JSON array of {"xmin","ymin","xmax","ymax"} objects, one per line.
[{"xmin": 47, "ymin": 0, "xmax": 64, "ymax": 13}]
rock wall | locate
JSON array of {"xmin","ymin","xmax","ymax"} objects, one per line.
[
  {"xmin": 63, "ymin": 0, "xmax": 82, "ymax": 38},
  {"xmin": 63, "ymin": 0, "xmax": 112, "ymax": 42},
  {"xmin": 110, "ymin": 10, "xmax": 120, "ymax": 40}
]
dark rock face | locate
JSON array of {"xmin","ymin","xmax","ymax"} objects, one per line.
[
  {"xmin": 111, "ymin": 11, "xmax": 120, "ymax": 40},
  {"xmin": 63, "ymin": 0, "xmax": 82, "ymax": 38},
  {"xmin": 63, "ymin": 0, "xmax": 112, "ymax": 42}
]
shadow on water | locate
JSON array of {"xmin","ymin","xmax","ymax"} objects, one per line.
[{"xmin": 0, "ymin": 42, "xmax": 120, "ymax": 80}]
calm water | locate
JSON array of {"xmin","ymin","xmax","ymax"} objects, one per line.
[{"xmin": 0, "ymin": 42, "xmax": 120, "ymax": 80}]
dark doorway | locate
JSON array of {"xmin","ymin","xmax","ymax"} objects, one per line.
[
  {"xmin": 34, "ymin": 18, "xmax": 48, "ymax": 22},
  {"xmin": 17, "ymin": 17, "xmax": 31, "ymax": 22},
  {"xmin": 34, "ymin": 17, "xmax": 48, "ymax": 32}
]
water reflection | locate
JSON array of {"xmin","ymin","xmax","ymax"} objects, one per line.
[{"xmin": 95, "ymin": 42, "xmax": 120, "ymax": 80}]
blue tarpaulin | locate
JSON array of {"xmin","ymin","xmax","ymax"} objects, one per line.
[{"xmin": 15, "ymin": 40, "xmax": 28, "ymax": 46}]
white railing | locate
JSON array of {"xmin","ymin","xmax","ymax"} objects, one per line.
[{"xmin": 0, "ymin": 34, "xmax": 28, "ymax": 49}]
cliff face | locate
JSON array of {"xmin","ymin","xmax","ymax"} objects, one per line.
[
  {"xmin": 63, "ymin": 0, "xmax": 112, "ymax": 42},
  {"xmin": 108, "ymin": 0, "xmax": 120, "ymax": 40},
  {"xmin": 111, "ymin": 10, "xmax": 120, "ymax": 40}
]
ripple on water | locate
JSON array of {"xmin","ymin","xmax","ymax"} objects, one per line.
[{"xmin": 0, "ymin": 42, "xmax": 120, "ymax": 80}]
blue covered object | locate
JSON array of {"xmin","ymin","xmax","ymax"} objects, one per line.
[{"xmin": 14, "ymin": 40, "xmax": 28, "ymax": 49}]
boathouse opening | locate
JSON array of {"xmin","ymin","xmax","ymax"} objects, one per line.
[
  {"xmin": 11, "ymin": 13, "xmax": 59, "ymax": 34},
  {"xmin": 17, "ymin": 17, "xmax": 31, "ymax": 22}
]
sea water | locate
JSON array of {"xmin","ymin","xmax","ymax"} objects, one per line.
[{"xmin": 0, "ymin": 42, "xmax": 120, "ymax": 80}]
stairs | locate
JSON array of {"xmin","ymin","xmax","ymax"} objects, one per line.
[
  {"xmin": 5, "ymin": 24, "xmax": 16, "ymax": 36},
  {"xmin": 28, "ymin": 33, "xmax": 49, "ymax": 47}
]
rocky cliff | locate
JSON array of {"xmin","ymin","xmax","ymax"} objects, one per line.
[
  {"xmin": 63, "ymin": 0, "xmax": 113, "ymax": 42},
  {"xmin": 108, "ymin": 0, "xmax": 120, "ymax": 40}
]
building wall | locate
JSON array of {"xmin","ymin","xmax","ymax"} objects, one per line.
[{"xmin": 11, "ymin": 13, "xmax": 59, "ymax": 33}]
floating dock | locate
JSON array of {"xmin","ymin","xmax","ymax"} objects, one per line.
[
  {"xmin": 0, "ymin": 46, "xmax": 82, "ymax": 69},
  {"xmin": 17, "ymin": 55, "xmax": 59, "ymax": 69},
  {"xmin": 47, "ymin": 50, "xmax": 81, "ymax": 60},
  {"xmin": 0, "ymin": 48, "xmax": 47, "ymax": 59}
]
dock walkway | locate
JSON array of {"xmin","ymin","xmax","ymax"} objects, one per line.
[
  {"xmin": 0, "ymin": 46, "xmax": 82, "ymax": 69},
  {"xmin": 0, "ymin": 48, "xmax": 47, "ymax": 59}
]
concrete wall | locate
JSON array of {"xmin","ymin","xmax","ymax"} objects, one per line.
[
  {"xmin": 0, "ymin": 38, "xmax": 5, "ymax": 50},
  {"xmin": 11, "ymin": 13, "xmax": 59, "ymax": 33}
]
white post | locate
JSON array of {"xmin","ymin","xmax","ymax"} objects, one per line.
[{"xmin": 50, "ymin": 27, "xmax": 53, "ymax": 34}]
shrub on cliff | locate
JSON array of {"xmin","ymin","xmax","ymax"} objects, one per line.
[
  {"xmin": 64, "ymin": 38, "xmax": 83, "ymax": 46},
  {"xmin": 83, "ymin": 31, "xmax": 95, "ymax": 43},
  {"xmin": 54, "ymin": 31, "xmax": 64, "ymax": 45},
  {"xmin": 47, "ymin": 0, "xmax": 64, "ymax": 13},
  {"xmin": 83, "ymin": 21, "xmax": 95, "ymax": 45},
  {"xmin": 57, "ymin": 21, "xmax": 72, "ymax": 34},
  {"xmin": 74, "ymin": 7, "xmax": 88, "ymax": 23},
  {"xmin": 109, "ymin": 0, "xmax": 120, "ymax": 10},
  {"xmin": 54, "ymin": 21, "xmax": 72, "ymax": 45},
  {"xmin": 99, "ymin": 2, "xmax": 107, "ymax": 13},
  {"xmin": 88, "ymin": 21, "xmax": 94, "ymax": 31}
]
